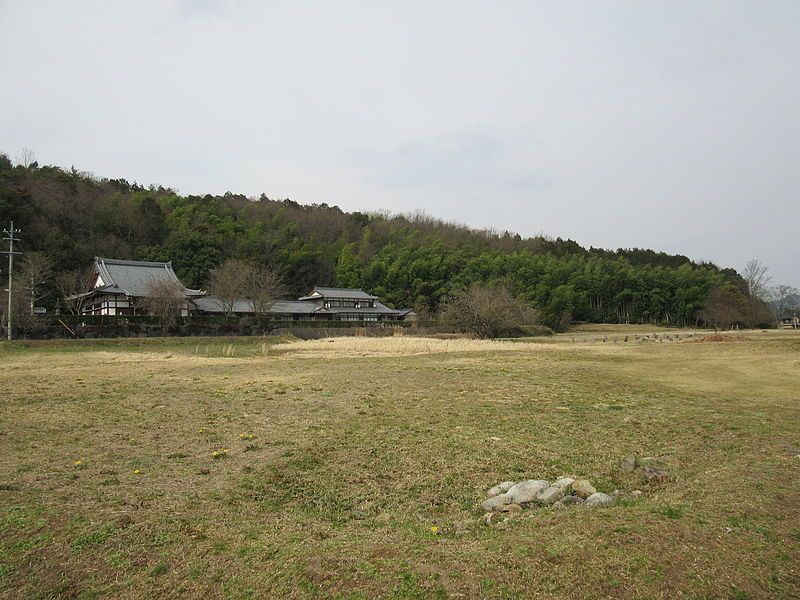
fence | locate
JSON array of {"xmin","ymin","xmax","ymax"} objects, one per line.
[{"xmin": 4, "ymin": 315, "xmax": 412, "ymax": 340}]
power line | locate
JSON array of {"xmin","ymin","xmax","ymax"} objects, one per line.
[{"xmin": 2, "ymin": 221, "xmax": 22, "ymax": 341}]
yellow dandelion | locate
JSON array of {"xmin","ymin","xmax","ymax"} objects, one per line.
[
  {"xmin": 430, "ymin": 526, "xmax": 439, "ymax": 534},
  {"xmin": 133, "ymin": 469, "xmax": 141, "ymax": 474},
  {"xmin": 74, "ymin": 460, "xmax": 82, "ymax": 466}
]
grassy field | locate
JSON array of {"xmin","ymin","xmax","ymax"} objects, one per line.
[{"xmin": 0, "ymin": 329, "xmax": 798, "ymax": 599}]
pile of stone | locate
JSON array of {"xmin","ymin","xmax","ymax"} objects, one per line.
[{"xmin": 480, "ymin": 477, "xmax": 613, "ymax": 517}]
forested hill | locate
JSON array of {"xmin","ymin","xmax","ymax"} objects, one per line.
[{"xmin": 0, "ymin": 155, "xmax": 746, "ymax": 328}]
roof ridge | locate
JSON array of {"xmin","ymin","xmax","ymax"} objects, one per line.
[{"xmin": 97, "ymin": 257, "xmax": 173, "ymax": 267}]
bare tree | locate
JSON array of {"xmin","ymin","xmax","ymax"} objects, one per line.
[
  {"xmin": 768, "ymin": 284, "xmax": 800, "ymax": 324},
  {"xmin": 743, "ymin": 259, "xmax": 771, "ymax": 300},
  {"xmin": 140, "ymin": 277, "xmax": 185, "ymax": 324},
  {"xmin": 438, "ymin": 282, "xmax": 538, "ymax": 338},
  {"xmin": 57, "ymin": 268, "xmax": 93, "ymax": 314},
  {"xmin": 247, "ymin": 265, "xmax": 286, "ymax": 317},
  {"xmin": 19, "ymin": 252, "xmax": 52, "ymax": 314},
  {"xmin": 207, "ymin": 258, "xmax": 253, "ymax": 314},
  {"xmin": 16, "ymin": 147, "xmax": 36, "ymax": 168}
]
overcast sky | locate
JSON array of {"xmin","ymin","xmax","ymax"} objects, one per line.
[{"xmin": 1, "ymin": 1, "xmax": 798, "ymax": 286}]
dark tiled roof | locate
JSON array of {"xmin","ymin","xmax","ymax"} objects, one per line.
[
  {"xmin": 192, "ymin": 297, "xmax": 255, "ymax": 313},
  {"xmin": 94, "ymin": 257, "xmax": 203, "ymax": 297},
  {"xmin": 269, "ymin": 300, "xmax": 319, "ymax": 314},
  {"xmin": 193, "ymin": 296, "xmax": 403, "ymax": 316},
  {"xmin": 193, "ymin": 297, "xmax": 319, "ymax": 315},
  {"xmin": 299, "ymin": 287, "xmax": 377, "ymax": 301}
]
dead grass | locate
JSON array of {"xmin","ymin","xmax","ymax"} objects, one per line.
[
  {"xmin": 0, "ymin": 332, "xmax": 798, "ymax": 598},
  {"xmin": 275, "ymin": 335, "xmax": 561, "ymax": 358}
]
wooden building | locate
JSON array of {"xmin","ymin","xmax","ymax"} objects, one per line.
[
  {"xmin": 194, "ymin": 286, "xmax": 415, "ymax": 322},
  {"xmin": 778, "ymin": 313, "xmax": 799, "ymax": 329},
  {"xmin": 73, "ymin": 257, "xmax": 205, "ymax": 316},
  {"xmin": 72, "ymin": 258, "xmax": 415, "ymax": 322}
]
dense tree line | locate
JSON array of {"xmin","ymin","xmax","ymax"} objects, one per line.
[{"xmin": 0, "ymin": 154, "xmax": 764, "ymax": 329}]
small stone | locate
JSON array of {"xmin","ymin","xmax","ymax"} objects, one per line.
[
  {"xmin": 552, "ymin": 477, "xmax": 575, "ymax": 490},
  {"xmin": 585, "ymin": 492, "xmax": 614, "ymax": 507},
  {"xmin": 536, "ymin": 486, "xmax": 563, "ymax": 505},
  {"xmin": 631, "ymin": 490, "xmax": 643, "ymax": 497},
  {"xmin": 487, "ymin": 481, "xmax": 516, "ymax": 497},
  {"xmin": 559, "ymin": 494, "xmax": 584, "ymax": 506},
  {"xmin": 572, "ymin": 480, "xmax": 597, "ymax": 499},
  {"xmin": 610, "ymin": 489, "xmax": 622, "ymax": 499},
  {"xmin": 620, "ymin": 456, "xmax": 637, "ymax": 473},
  {"xmin": 643, "ymin": 466, "xmax": 670, "ymax": 483},
  {"xmin": 506, "ymin": 480, "xmax": 550, "ymax": 504},
  {"xmin": 481, "ymin": 493, "xmax": 511, "ymax": 512},
  {"xmin": 502, "ymin": 503, "xmax": 523, "ymax": 517}
]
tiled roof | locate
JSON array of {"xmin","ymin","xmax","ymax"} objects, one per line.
[
  {"xmin": 299, "ymin": 287, "xmax": 377, "ymax": 301},
  {"xmin": 193, "ymin": 298, "xmax": 320, "ymax": 315},
  {"xmin": 193, "ymin": 297, "xmax": 403, "ymax": 316},
  {"xmin": 94, "ymin": 257, "xmax": 203, "ymax": 297},
  {"xmin": 192, "ymin": 297, "xmax": 254, "ymax": 313}
]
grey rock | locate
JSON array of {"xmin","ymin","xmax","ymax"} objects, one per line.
[
  {"xmin": 536, "ymin": 486, "xmax": 564, "ymax": 505},
  {"xmin": 506, "ymin": 480, "xmax": 550, "ymax": 504},
  {"xmin": 552, "ymin": 477, "xmax": 575, "ymax": 490},
  {"xmin": 559, "ymin": 494, "xmax": 585, "ymax": 506},
  {"xmin": 585, "ymin": 492, "xmax": 614, "ymax": 507},
  {"xmin": 481, "ymin": 493, "xmax": 511, "ymax": 512},
  {"xmin": 487, "ymin": 481, "xmax": 516, "ymax": 498},
  {"xmin": 620, "ymin": 455, "xmax": 637, "ymax": 473},
  {"xmin": 631, "ymin": 490, "xmax": 643, "ymax": 497},
  {"xmin": 572, "ymin": 480, "xmax": 597, "ymax": 499}
]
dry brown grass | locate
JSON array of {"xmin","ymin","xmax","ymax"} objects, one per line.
[
  {"xmin": 275, "ymin": 335, "xmax": 561, "ymax": 358},
  {"xmin": 0, "ymin": 331, "xmax": 798, "ymax": 599}
]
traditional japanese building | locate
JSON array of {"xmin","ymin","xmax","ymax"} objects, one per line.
[
  {"xmin": 73, "ymin": 257, "xmax": 205, "ymax": 316},
  {"xmin": 72, "ymin": 258, "xmax": 415, "ymax": 322},
  {"xmin": 194, "ymin": 286, "xmax": 414, "ymax": 322},
  {"xmin": 778, "ymin": 312, "xmax": 799, "ymax": 329}
]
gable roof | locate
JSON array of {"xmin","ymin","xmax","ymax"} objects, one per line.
[
  {"xmin": 298, "ymin": 287, "xmax": 378, "ymax": 301},
  {"xmin": 93, "ymin": 257, "xmax": 204, "ymax": 297}
]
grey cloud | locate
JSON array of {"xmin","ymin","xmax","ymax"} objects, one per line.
[{"xmin": 0, "ymin": 1, "xmax": 798, "ymax": 286}]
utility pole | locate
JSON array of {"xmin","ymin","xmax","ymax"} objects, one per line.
[{"xmin": 2, "ymin": 222, "xmax": 22, "ymax": 341}]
